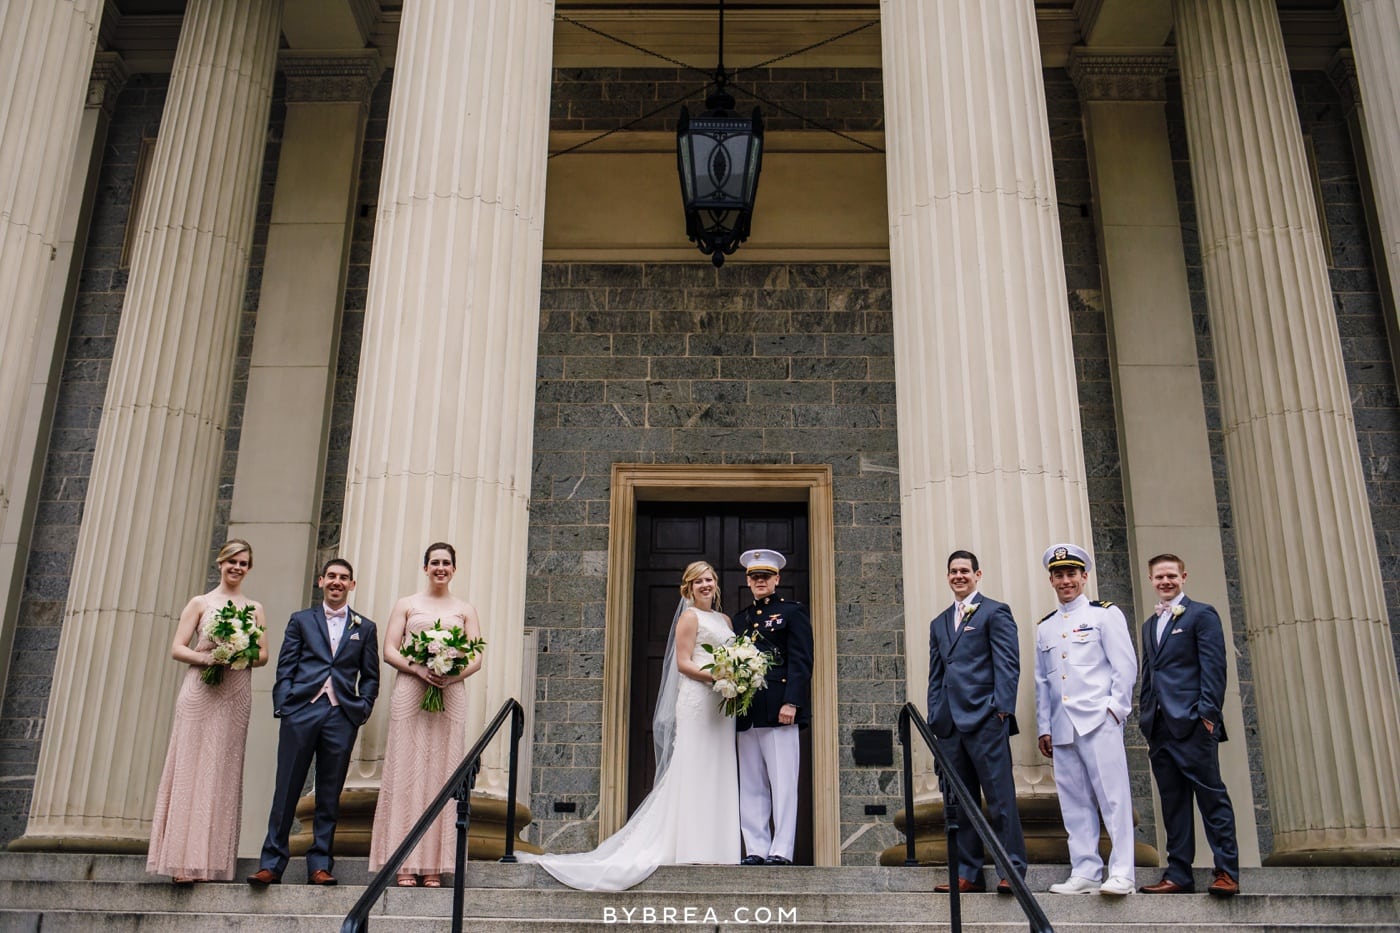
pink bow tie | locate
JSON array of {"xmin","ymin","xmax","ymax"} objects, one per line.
[
  {"xmin": 327, "ymin": 610, "xmax": 346, "ymax": 622},
  {"xmin": 1155, "ymin": 602, "xmax": 1172, "ymax": 615}
]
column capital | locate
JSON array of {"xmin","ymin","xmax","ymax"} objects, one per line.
[
  {"xmin": 1066, "ymin": 47, "xmax": 1175, "ymax": 102},
  {"xmin": 87, "ymin": 52, "xmax": 129, "ymax": 117},
  {"xmin": 279, "ymin": 49, "xmax": 383, "ymax": 106},
  {"xmin": 1327, "ymin": 48, "xmax": 1361, "ymax": 113}
]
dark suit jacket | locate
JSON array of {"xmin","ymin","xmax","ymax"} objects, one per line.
[
  {"xmin": 273, "ymin": 605, "xmax": 380, "ymax": 728},
  {"xmin": 1139, "ymin": 595, "xmax": 1228, "ymax": 742},
  {"xmin": 927, "ymin": 595, "xmax": 1020, "ymax": 737},
  {"xmin": 734, "ymin": 595, "xmax": 813, "ymax": 730}
]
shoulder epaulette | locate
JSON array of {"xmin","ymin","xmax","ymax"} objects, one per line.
[
  {"xmin": 1090, "ymin": 600, "xmax": 1114, "ymax": 608},
  {"xmin": 1039, "ymin": 610, "xmax": 1056, "ymax": 623}
]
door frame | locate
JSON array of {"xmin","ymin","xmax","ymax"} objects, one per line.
[{"xmin": 600, "ymin": 463, "xmax": 839, "ymax": 866}]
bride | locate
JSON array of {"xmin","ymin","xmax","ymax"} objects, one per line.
[{"xmin": 521, "ymin": 561, "xmax": 740, "ymax": 890}]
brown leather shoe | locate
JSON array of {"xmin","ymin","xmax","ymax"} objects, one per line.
[
  {"xmin": 246, "ymin": 868, "xmax": 281, "ymax": 886},
  {"xmin": 1207, "ymin": 870, "xmax": 1239, "ymax": 896},
  {"xmin": 1140, "ymin": 877, "xmax": 1193, "ymax": 894},
  {"xmin": 308, "ymin": 869, "xmax": 338, "ymax": 886},
  {"xmin": 996, "ymin": 879, "xmax": 1013, "ymax": 895},
  {"xmin": 934, "ymin": 878, "xmax": 986, "ymax": 893}
]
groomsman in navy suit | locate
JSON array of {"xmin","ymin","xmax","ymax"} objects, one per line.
[
  {"xmin": 927, "ymin": 550, "xmax": 1027, "ymax": 894},
  {"xmin": 249, "ymin": 558, "xmax": 380, "ymax": 886},
  {"xmin": 1137, "ymin": 554, "xmax": 1240, "ymax": 897}
]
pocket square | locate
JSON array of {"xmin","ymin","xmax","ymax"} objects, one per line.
[
  {"xmin": 962, "ymin": 626, "xmax": 977, "ymax": 632},
  {"xmin": 350, "ymin": 632, "xmax": 361, "ymax": 641},
  {"xmin": 1171, "ymin": 628, "xmax": 1184, "ymax": 635}
]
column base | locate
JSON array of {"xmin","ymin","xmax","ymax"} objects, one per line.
[
  {"xmin": 289, "ymin": 789, "xmax": 541, "ymax": 860},
  {"xmin": 8, "ymin": 833, "xmax": 148, "ymax": 855},
  {"xmin": 1263, "ymin": 842, "xmax": 1400, "ymax": 867},
  {"xmin": 879, "ymin": 796, "xmax": 1159, "ymax": 867}
]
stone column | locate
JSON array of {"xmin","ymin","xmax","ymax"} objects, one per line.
[
  {"xmin": 16, "ymin": 0, "xmax": 283, "ymax": 851},
  {"xmin": 1067, "ymin": 48, "xmax": 1261, "ymax": 867},
  {"xmin": 880, "ymin": 0, "xmax": 1095, "ymax": 859},
  {"xmin": 338, "ymin": 0, "xmax": 554, "ymax": 850},
  {"xmin": 0, "ymin": 51, "xmax": 125, "ymax": 709},
  {"xmin": 0, "ymin": 0, "xmax": 101, "ymax": 683},
  {"xmin": 228, "ymin": 49, "xmax": 382, "ymax": 858},
  {"xmin": 1343, "ymin": 0, "xmax": 1400, "ymax": 318},
  {"xmin": 1175, "ymin": 0, "xmax": 1400, "ymax": 864}
]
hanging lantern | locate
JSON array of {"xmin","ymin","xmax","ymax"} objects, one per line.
[
  {"xmin": 676, "ymin": 91, "xmax": 764, "ymax": 267},
  {"xmin": 676, "ymin": 0, "xmax": 764, "ymax": 267}
]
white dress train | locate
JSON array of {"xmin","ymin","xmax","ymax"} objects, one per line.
[{"xmin": 521, "ymin": 609, "xmax": 740, "ymax": 890}]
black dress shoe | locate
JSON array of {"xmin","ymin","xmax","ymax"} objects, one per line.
[
  {"xmin": 764, "ymin": 855, "xmax": 792, "ymax": 866},
  {"xmin": 740, "ymin": 855, "xmax": 767, "ymax": 866}
]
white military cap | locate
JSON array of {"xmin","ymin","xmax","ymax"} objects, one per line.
[
  {"xmin": 740, "ymin": 548, "xmax": 787, "ymax": 574},
  {"xmin": 1042, "ymin": 542, "xmax": 1092, "ymax": 574}
]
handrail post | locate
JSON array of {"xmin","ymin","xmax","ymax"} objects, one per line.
[
  {"xmin": 900, "ymin": 709, "xmax": 918, "ymax": 866},
  {"xmin": 500, "ymin": 704, "xmax": 524, "ymax": 862},
  {"xmin": 451, "ymin": 760, "xmax": 480, "ymax": 933},
  {"xmin": 943, "ymin": 769, "xmax": 962, "ymax": 933}
]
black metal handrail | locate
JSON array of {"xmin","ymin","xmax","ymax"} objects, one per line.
[
  {"xmin": 341, "ymin": 698, "xmax": 526, "ymax": 933},
  {"xmin": 898, "ymin": 702, "xmax": 1054, "ymax": 933}
]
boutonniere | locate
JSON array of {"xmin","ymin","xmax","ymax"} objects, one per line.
[
  {"xmin": 962, "ymin": 602, "xmax": 980, "ymax": 620},
  {"xmin": 350, "ymin": 613, "xmax": 362, "ymax": 629},
  {"xmin": 1171, "ymin": 605, "xmax": 1185, "ymax": 618}
]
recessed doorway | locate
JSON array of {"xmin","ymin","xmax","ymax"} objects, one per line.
[
  {"xmin": 600, "ymin": 463, "xmax": 838, "ymax": 866},
  {"xmin": 629, "ymin": 500, "xmax": 814, "ymax": 864}
]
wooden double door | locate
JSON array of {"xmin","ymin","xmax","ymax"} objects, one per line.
[{"xmin": 627, "ymin": 500, "xmax": 813, "ymax": 864}]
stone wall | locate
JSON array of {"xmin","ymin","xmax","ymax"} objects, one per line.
[{"xmin": 523, "ymin": 261, "xmax": 905, "ymax": 863}]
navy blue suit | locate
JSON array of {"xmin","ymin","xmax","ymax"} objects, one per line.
[
  {"xmin": 927, "ymin": 595, "xmax": 1026, "ymax": 883},
  {"xmin": 258, "ymin": 605, "xmax": 380, "ymax": 875},
  {"xmin": 1139, "ymin": 596, "xmax": 1238, "ymax": 885}
]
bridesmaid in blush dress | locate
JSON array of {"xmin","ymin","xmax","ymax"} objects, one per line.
[
  {"xmin": 148, "ymin": 539, "xmax": 268, "ymax": 884},
  {"xmin": 369, "ymin": 542, "xmax": 485, "ymax": 887}
]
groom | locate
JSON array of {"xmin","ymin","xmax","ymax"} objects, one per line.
[
  {"xmin": 248, "ymin": 558, "xmax": 380, "ymax": 886},
  {"xmin": 734, "ymin": 548, "xmax": 813, "ymax": 866}
]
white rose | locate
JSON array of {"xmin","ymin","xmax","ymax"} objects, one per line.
[
  {"xmin": 747, "ymin": 656, "xmax": 767, "ymax": 672},
  {"xmin": 230, "ymin": 656, "xmax": 251, "ymax": 671},
  {"xmin": 715, "ymin": 679, "xmax": 739, "ymax": 699},
  {"xmin": 428, "ymin": 655, "xmax": 454, "ymax": 675},
  {"xmin": 228, "ymin": 632, "xmax": 251, "ymax": 653}
]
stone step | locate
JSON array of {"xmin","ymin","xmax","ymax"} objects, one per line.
[{"xmin": 0, "ymin": 855, "xmax": 1396, "ymax": 933}]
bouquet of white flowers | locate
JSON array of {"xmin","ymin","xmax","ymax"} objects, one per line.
[
  {"xmin": 400, "ymin": 620, "xmax": 486, "ymax": 712},
  {"xmin": 201, "ymin": 600, "xmax": 263, "ymax": 686},
  {"xmin": 702, "ymin": 632, "xmax": 773, "ymax": 718}
]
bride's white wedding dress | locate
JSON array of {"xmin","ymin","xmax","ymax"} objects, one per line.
[{"xmin": 521, "ymin": 608, "xmax": 740, "ymax": 890}]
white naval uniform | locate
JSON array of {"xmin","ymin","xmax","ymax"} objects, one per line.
[{"xmin": 1035, "ymin": 593, "xmax": 1138, "ymax": 882}]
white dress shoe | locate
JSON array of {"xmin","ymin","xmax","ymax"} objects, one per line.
[
  {"xmin": 1049, "ymin": 875, "xmax": 1102, "ymax": 894},
  {"xmin": 1099, "ymin": 876, "xmax": 1136, "ymax": 896}
]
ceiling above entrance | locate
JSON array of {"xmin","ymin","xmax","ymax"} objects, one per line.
[{"xmin": 100, "ymin": 1, "xmax": 1348, "ymax": 72}]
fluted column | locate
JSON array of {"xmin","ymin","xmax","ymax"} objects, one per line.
[
  {"xmin": 0, "ymin": 0, "xmax": 101, "ymax": 640},
  {"xmin": 340, "ymin": 0, "xmax": 554, "ymax": 817},
  {"xmin": 0, "ymin": 51, "xmax": 126, "ymax": 714},
  {"xmin": 1175, "ymin": 0, "xmax": 1400, "ymax": 864},
  {"xmin": 230, "ymin": 50, "xmax": 382, "ymax": 858},
  {"xmin": 880, "ymin": 0, "xmax": 1092, "ymax": 812},
  {"xmin": 1344, "ymin": 0, "xmax": 1400, "ymax": 318},
  {"xmin": 17, "ymin": 0, "xmax": 283, "ymax": 850},
  {"xmin": 1067, "ymin": 48, "xmax": 1261, "ymax": 867}
]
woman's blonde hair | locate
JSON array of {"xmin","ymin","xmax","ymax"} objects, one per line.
[
  {"xmin": 216, "ymin": 538, "xmax": 253, "ymax": 568},
  {"xmin": 679, "ymin": 560, "xmax": 720, "ymax": 612}
]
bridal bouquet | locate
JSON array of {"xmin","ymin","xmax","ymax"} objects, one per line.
[
  {"xmin": 401, "ymin": 621, "xmax": 486, "ymax": 712},
  {"xmin": 702, "ymin": 632, "xmax": 773, "ymax": 718},
  {"xmin": 201, "ymin": 600, "xmax": 263, "ymax": 685}
]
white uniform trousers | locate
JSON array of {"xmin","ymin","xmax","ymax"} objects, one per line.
[
  {"xmin": 1052, "ymin": 718, "xmax": 1135, "ymax": 882},
  {"xmin": 737, "ymin": 725, "xmax": 799, "ymax": 860}
]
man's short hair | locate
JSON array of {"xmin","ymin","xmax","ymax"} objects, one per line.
[
  {"xmin": 1147, "ymin": 553, "xmax": 1185, "ymax": 574},
  {"xmin": 947, "ymin": 549, "xmax": 980, "ymax": 572},
  {"xmin": 321, "ymin": 557, "xmax": 355, "ymax": 580}
]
